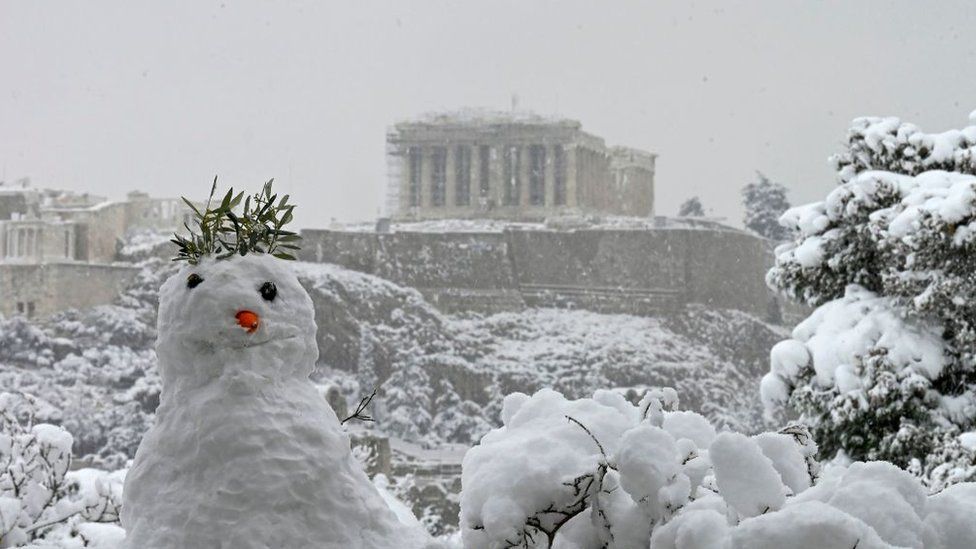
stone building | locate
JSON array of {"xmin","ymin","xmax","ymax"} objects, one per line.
[
  {"xmin": 385, "ymin": 110, "xmax": 656, "ymax": 221},
  {"xmin": 0, "ymin": 182, "xmax": 193, "ymax": 318}
]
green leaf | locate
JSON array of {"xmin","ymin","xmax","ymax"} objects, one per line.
[
  {"xmin": 182, "ymin": 197, "xmax": 203, "ymax": 218},
  {"xmin": 229, "ymin": 190, "xmax": 245, "ymax": 209},
  {"xmin": 219, "ymin": 187, "xmax": 234, "ymax": 210}
]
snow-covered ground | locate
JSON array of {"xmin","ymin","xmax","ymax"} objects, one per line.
[
  {"xmin": 0, "ymin": 250, "xmax": 783, "ymax": 540},
  {"xmin": 297, "ymin": 261, "xmax": 785, "ymax": 446}
]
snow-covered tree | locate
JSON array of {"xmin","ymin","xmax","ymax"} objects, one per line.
[
  {"xmin": 742, "ymin": 172, "xmax": 791, "ymax": 240},
  {"xmin": 459, "ymin": 387, "xmax": 976, "ymax": 548},
  {"xmin": 677, "ymin": 197, "xmax": 705, "ymax": 217},
  {"xmin": 0, "ymin": 392, "xmax": 124, "ymax": 548},
  {"xmin": 764, "ymin": 115, "xmax": 976, "ymax": 489}
]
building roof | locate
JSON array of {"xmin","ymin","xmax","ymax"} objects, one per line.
[{"xmin": 397, "ymin": 108, "xmax": 581, "ymax": 130}]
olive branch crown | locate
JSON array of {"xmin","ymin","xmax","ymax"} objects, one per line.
[{"xmin": 171, "ymin": 178, "xmax": 301, "ymax": 265}]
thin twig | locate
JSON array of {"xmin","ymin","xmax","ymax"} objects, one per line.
[
  {"xmin": 341, "ymin": 388, "xmax": 377, "ymax": 425},
  {"xmin": 565, "ymin": 415, "xmax": 607, "ymax": 459}
]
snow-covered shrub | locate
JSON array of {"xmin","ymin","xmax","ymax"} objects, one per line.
[
  {"xmin": 766, "ymin": 115, "xmax": 976, "ymax": 488},
  {"xmin": 831, "ymin": 115, "xmax": 976, "ymax": 184},
  {"xmin": 0, "ymin": 392, "xmax": 124, "ymax": 548},
  {"xmin": 0, "ymin": 317, "xmax": 61, "ymax": 368},
  {"xmin": 742, "ymin": 172, "xmax": 791, "ymax": 241},
  {"xmin": 459, "ymin": 388, "xmax": 976, "ymax": 548},
  {"xmin": 0, "ymin": 252, "xmax": 172, "ymax": 471}
]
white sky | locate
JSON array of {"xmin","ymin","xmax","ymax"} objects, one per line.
[{"xmin": 3, "ymin": 1, "xmax": 976, "ymax": 228}]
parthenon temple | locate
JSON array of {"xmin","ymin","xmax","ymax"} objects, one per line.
[{"xmin": 385, "ymin": 109, "xmax": 656, "ymax": 221}]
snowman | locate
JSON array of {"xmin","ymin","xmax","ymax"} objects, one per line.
[{"xmin": 122, "ymin": 183, "xmax": 435, "ymax": 549}]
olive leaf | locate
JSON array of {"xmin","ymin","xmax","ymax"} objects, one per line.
[{"xmin": 172, "ymin": 177, "xmax": 302, "ymax": 264}]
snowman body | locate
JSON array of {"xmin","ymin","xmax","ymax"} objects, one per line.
[{"xmin": 122, "ymin": 255, "xmax": 430, "ymax": 549}]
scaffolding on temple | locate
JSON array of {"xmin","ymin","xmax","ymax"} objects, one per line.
[{"xmin": 383, "ymin": 126, "xmax": 402, "ymax": 219}]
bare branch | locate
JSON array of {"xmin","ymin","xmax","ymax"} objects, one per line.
[
  {"xmin": 341, "ymin": 388, "xmax": 377, "ymax": 425},
  {"xmin": 565, "ymin": 415, "xmax": 607, "ymax": 459}
]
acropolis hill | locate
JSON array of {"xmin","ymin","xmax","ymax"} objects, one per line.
[{"xmin": 300, "ymin": 110, "xmax": 784, "ymax": 322}]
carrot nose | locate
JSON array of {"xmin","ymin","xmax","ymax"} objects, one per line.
[{"xmin": 235, "ymin": 310, "xmax": 260, "ymax": 334}]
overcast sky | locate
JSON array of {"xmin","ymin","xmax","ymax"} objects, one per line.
[{"xmin": 3, "ymin": 1, "xmax": 976, "ymax": 228}]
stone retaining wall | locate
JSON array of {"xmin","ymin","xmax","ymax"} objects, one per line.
[{"xmin": 299, "ymin": 226, "xmax": 780, "ymax": 320}]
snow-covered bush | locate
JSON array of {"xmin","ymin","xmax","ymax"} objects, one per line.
[
  {"xmin": 742, "ymin": 172, "xmax": 791, "ymax": 241},
  {"xmin": 0, "ymin": 253, "xmax": 172, "ymax": 471},
  {"xmin": 0, "ymin": 392, "xmax": 124, "ymax": 548},
  {"xmin": 765, "ymin": 115, "xmax": 976, "ymax": 488},
  {"xmin": 831, "ymin": 115, "xmax": 976, "ymax": 184},
  {"xmin": 459, "ymin": 388, "xmax": 976, "ymax": 548},
  {"xmin": 0, "ymin": 317, "xmax": 61, "ymax": 368}
]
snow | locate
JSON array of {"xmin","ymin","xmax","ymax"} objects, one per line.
[
  {"xmin": 461, "ymin": 388, "xmax": 976, "ymax": 548},
  {"xmin": 769, "ymin": 339, "xmax": 809, "ymax": 380},
  {"xmin": 729, "ymin": 501, "xmax": 892, "ymax": 549},
  {"xmin": 0, "ymin": 496, "xmax": 22, "ymax": 536},
  {"xmin": 774, "ymin": 169, "xmax": 976, "ymax": 277},
  {"xmin": 0, "ymin": 392, "xmax": 125, "ymax": 547},
  {"xmin": 753, "ymin": 432, "xmax": 812, "ymax": 495},
  {"xmin": 648, "ymin": 509, "xmax": 731, "ymax": 549},
  {"xmin": 886, "ymin": 171, "xmax": 976, "ymax": 238},
  {"xmin": 780, "ymin": 285, "xmax": 945, "ymax": 387},
  {"xmin": 117, "ymin": 229, "xmax": 172, "ymax": 258},
  {"xmin": 768, "ymin": 120, "xmax": 976, "ymax": 488},
  {"xmin": 615, "ymin": 424, "xmax": 685, "ymax": 518},
  {"xmin": 459, "ymin": 388, "xmax": 642, "ymax": 548},
  {"xmin": 295, "ymin": 259, "xmax": 781, "ymax": 446},
  {"xmin": 661, "ymin": 411, "xmax": 716, "ymax": 448},
  {"xmin": 30, "ymin": 423, "xmax": 74, "ymax": 455},
  {"xmin": 74, "ymin": 523, "xmax": 127, "ymax": 548},
  {"xmin": 759, "ymin": 373, "xmax": 789, "ymax": 413},
  {"xmin": 710, "ymin": 432, "xmax": 786, "ymax": 518},
  {"xmin": 790, "ymin": 235, "xmax": 825, "ymax": 267},
  {"xmin": 373, "ymin": 474, "xmax": 428, "ymax": 533},
  {"xmin": 331, "ymin": 215, "xmax": 745, "ymax": 234},
  {"xmin": 958, "ymin": 431, "xmax": 976, "ymax": 451},
  {"xmin": 410, "ymin": 107, "xmax": 570, "ymax": 127},
  {"xmin": 122, "ymin": 254, "xmax": 435, "ymax": 549}
]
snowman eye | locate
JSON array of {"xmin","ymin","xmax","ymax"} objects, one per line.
[
  {"xmin": 187, "ymin": 273, "xmax": 204, "ymax": 289},
  {"xmin": 260, "ymin": 281, "xmax": 277, "ymax": 302}
]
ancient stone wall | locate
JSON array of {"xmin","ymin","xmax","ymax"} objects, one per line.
[
  {"xmin": 374, "ymin": 232, "xmax": 516, "ymax": 290},
  {"xmin": 0, "ymin": 263, "xmax": 138, "ymax": 318},
  {"xmin": 306, "ymin": 230, "xmax": 377, "ymax": 273},
  {"xmin": 299, "ymin": 226, "xmax": 779, "ymax": 320}
]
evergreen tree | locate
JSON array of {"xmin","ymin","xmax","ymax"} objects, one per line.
[
  {"xmin": 742, "ymin": 172, "xmax": 791, "ymax": 240},
  {"xmin": 678, "ymin": 196, "xmax": 705, "ymax": 217},
  {"xmin": 763, "ymin": 115, "xmax": 976, "ymax": 490}
]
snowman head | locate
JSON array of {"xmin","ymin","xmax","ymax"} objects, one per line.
[
  {"xmin": 159, "ymin": 180, "xmax": 315, "ymax": 391},
  {"xmin": 157, "ymin": 250, "xmax": 317, "ymax": 391}
]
